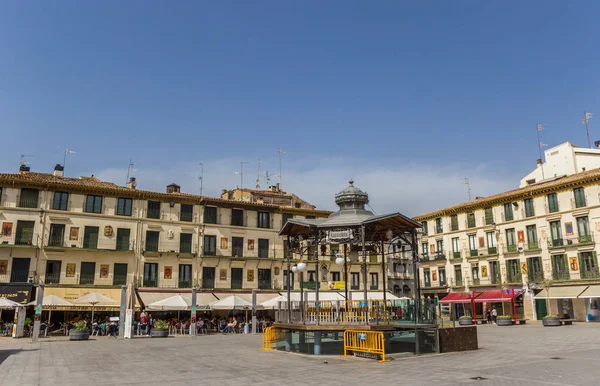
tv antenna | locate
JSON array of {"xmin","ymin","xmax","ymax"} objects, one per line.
[
  {"xmin": 235, "ymin": 161, "xmax": 250, "ymax": 189},
  {"xmin": 265, "ymin": 171, "xmax": 271, "ymax": 187},
  {"xmin": 277, "ymin": 149, "xmax": 285, "ymax": 188},
  {"xmin": 63, "ymin": 148, "xmax": 76, "ymax": 176},
  {"xmin": 582, "ymin": 111, "xmax": 593, "ymax": 148},
  {"xmin": 20, "ymin": 154, "xmax": 33, "ymax": 167},
  {"xmin": 255, "ymin": 159, "xmax": 263, "ymax": 189},
  {"xmin": 125, "ymin": 159, "xmax": 136, "ymax": 185},
  {"xmin": 198, "ymin": 162, "xmax": 204, "ymax": 196},
  {"xmin": 537, "ymin": 124, "xmax": 546, "ymax": 180},
  {"xmin": 463, "ymin": 178, "xmax": 472, "ymax": 201}
]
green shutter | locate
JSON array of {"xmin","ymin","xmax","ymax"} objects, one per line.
[{"xmin": 578, "ymin": 252, "xmax": 583, "ymax": 274}]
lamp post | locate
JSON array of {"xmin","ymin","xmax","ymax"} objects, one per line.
[{"xmin": 296, "ymin": 262, "xmax": 307, "ymax": 324}]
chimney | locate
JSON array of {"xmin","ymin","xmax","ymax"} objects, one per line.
[
  {"xmin": 19, "ymin": 165, "xmax": 30, "ymax": 174},
  {"xmin": 127, "ymin": 177, "xmax": 137, "ymax": 190},
  {"xmin": 536, "ymin": 159, "xmax": 543, "ymax": 167},
  {"xmin": 53, "ymin": 164, "xmax": 64, "ymax": 177},
  {"xmin": 167, "ymin": 183, "xmax": 181, "ymax": 194}
]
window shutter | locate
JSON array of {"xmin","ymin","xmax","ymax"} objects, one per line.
[
  {"xmin": 593, "ymin": 251, "xmax": 598, "ymax": 269},
  {"xmin": 578, "ymin": 252, "xmax": 583, "ymax": 273}
]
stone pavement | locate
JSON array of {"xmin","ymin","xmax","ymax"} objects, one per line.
[{"xmin": 1, "ymin": 322, "xmax": 599, "ymax": 386}]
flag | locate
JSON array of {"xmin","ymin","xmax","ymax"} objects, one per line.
[{"xmin": 65, "ymin": 149, "xmax": 76, "ymax": 155}]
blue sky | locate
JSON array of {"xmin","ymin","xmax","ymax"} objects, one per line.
[{"xmin": 1, "ymin": 1, "xmax": 599, "ymax": 215}]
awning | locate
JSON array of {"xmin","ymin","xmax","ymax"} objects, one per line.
[
  {"xmin": 439, "ymin": 292, "xmax": 481, "ymax": 304},
  {"xmin": 474, "ymin": 289, "xmax": 521, "ymax": 303},
  {"xmin": 578, "ymin": 285, "xmax": 600, "ymax": 299},
  {"xmin": 288, "ymin": 292, "xmax": 346, "ymax": 301},
  {"xmin": 41, "ymin": 288, "xmax": 140, "ymax": 311},
  {"xmin": 534, "ymin": 285, "xmax": 589, "ymax": 299},
  {"xmin": 348, "ymin": 291, "xmax": 399, "ymax": 301},
  {"xmin": 137, "ymin": 290, "xmax": 218, "ymax": 308},
  {"xmin": 215, "ymin": 292, "xmax": 280, "ymax": 304}
]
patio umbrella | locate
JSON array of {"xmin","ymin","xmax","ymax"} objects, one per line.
[
  {"xmin": 210, "ymin": 295, "xmax": 263, "ymax": 324},
  {"xmin": 147, "ymin": 294, "xmax": 192, "ymax": 311},
  {"xmin": 27, "ymin": 295, "xmax": 73, "ymax": 324},
  {"xmin": 260, "ymin": 295, "xmax": 288, "ymax": 310},
  {"xmin": 74, "ymin": 292, "xmax": 117, "ymax": 323},
  {"xmin": 0, "ymin": 298, "xmax": 22, "ymax": 322}
]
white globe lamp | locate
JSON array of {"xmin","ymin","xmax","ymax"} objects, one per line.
[
  {"xmin": 335, "ymin": 256, "xmax": 345, "ymax": 265},
  {"xmin": 291, "ymin": 266, "xmax": 297, "ymax": 273},
  {"xmin": 297, "ymin": 262, "xmax": 307, "ymax": 272}
]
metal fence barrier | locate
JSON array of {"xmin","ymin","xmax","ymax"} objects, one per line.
[
  {"xmin": 261, "ymin": 326, "xmax": 283, "ymax": 350},
  {"xmin": 343, "ymin": 330, "xmax": 389, "ymax": 362}
]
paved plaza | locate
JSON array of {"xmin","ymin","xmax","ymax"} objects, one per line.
[{"xmin": 0, "ymin": 323, "xmax": 599, "ymax": 386}]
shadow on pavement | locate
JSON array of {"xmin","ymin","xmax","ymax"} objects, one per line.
[{"xmin": 0, "ymin": 349, "xmax": 37, "ymax": 366}]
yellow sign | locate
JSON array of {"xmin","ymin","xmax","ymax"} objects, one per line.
[
  {"xmin": 520, "ymin": 262, "xmax": 528, "ymax": 275},
  {"xmin": 569, "ymin": 257, "xmax": 579, "ymax": 272},
  {"xmin": 328, "ymin": 281, "xmax": 346, "ymax": 290}
]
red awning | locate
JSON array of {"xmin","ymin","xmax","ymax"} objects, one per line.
[
  {"xmin": 474, "ymin": 289, "xmax": 521, "ymax": 303},
  {"xmin": 439, "ymin": 292, "xmax": 481, "ymax": 304}
]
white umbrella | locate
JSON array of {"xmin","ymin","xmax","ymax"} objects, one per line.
[
  {"xmin": 209, "ymin": 295, "xmax": 255, "ymax": 310},
  {"xmin": 27, "ymin": 294, "xmax": 73, "ymax": 325},
  {"xmin": 74, "ymin": 292, "xmax": 117, "ymax": 323},
  {"xmin": 260, "ymin": 295, "xmax": 289, "ymax": 310},
  {"xmin": 0, "ymin": 297, "xmax": 22, "ymax": 323},
  {"xmin": 147, "ymin": 294, "xmax": 192, "ymax": 311}
]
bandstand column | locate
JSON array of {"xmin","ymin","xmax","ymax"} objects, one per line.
[{"xmin": 362, "ymin": 224, "xmax": 368, "ymax": 324}]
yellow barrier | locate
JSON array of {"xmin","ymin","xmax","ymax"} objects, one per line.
[
  {"xmin": 261, "ymin": 326, "xmax": 276, "ymax": 350},
  {"xmin": 343, "ymin": 330, "xmax": 389, "ymax": 362}
]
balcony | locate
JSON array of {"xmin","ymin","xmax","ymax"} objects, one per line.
[
  {"xmin": 549, "ymin": 238, "xmax": 564, "ymax": 249},
  {"xmin": 0, "ymin": 233, "xmax": 39, "ymax": 248},
  {"xmin": 454, "ymin": 279, "xmax": 463, "ymax": 287},
  {"xmin": 490, "ymin": 274, "xmax": 501, "ymax": 285},
  {"xmin": 423, "ymin": 281, "xmax": 431, "ymax": 288},
  {"xmin": 527, "ymin": 273, "xmax": 544, "ymax": 283},
  {"xmin": 524, "ymin": 242, "xmax": 540, "ymax": 252},
  {"xmin": 451, "ymin": 252, "xmax": 461, "ymax": 260},
  {"xmin": 0, "ymin": 271, "xmax": 36, "ymax": 284},
  {"xmin": 581, "ymin": 269, "xmax": 600, "ymax": 280},
  {"xmin": 506, "ymin": 274, "xmax": 521, "ymax": 284},
  {"xmin": 487, "ymin": 247, "xmax": 498, "ymax": 255},
  {"xmin": 45, "ymin": 237, "xmax": 133, "ymax": 252},
  {"xmin": 471, "ymin": 278, "xmax": 481, "ymax": 286},
  {"xmin": 40, "ymin": 273, "xmax": 129, "ymax": 286},
  {"xmin": 505, "ymin": 244, "xmax": 518, "ymax": 254},
  {"xmin": 547, "ymin": 235, "xmax": 595, "ymax": 249},
  {"xmin": 435, "ymin": 226, "xmax": 443, "ymax": 234},
  {"xmin": 420, "ymin": 252, "xmax": 446, "ymax": 263},
  {"xmin": 552, "ymin": 271, "xmax": 570, "ymax": 281},
  {"xmin": 469, "ymin": 249, "xmax": 478, "ymax": 257},
  {"xmin": 143, "ymin": 241, "xmax": 197, "ymax": 257}
]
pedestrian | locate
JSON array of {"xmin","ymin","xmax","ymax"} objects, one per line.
[
  {"xmin": 486, "ymin": 308, "xmax": 492, "ymax": 324},
  {"xmin": 491, "ymin": 306, "xmax": 498, "ymax": 324},
  {"xmin": 140, "ymin": 309, "xmax": 147, "ymax": 335},
  {"xmin": 147, "ymin": 314, "xmax": 153, "ymax": 336}
]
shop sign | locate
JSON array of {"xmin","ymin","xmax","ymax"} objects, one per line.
[
  {"xmin": 0, "ymin": 285, "xmax": 33, "ymax": 305},
  {"xmin": 328, "ymin": 281, "xmax": 346, "ymax": 290},
  {"xmin": 328, "ymin": 230, "xmax": 353, "ymax": 242}
]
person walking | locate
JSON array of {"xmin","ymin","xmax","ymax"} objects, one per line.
[
  {"xmin": 486, "ymin": 308, "xmax": 492, "ymax": 324},
  {"xmin": 140, "ymin": 310, "xmax": 147, "ymax": 336},
  {"xmin": 147, "ymin": 314, "xmax": 153, "ymax": 336},
  {"xmin": 491, "ymin": 307, "xmax": 498, "ymax": 324}
]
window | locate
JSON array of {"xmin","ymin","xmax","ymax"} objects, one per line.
[
  {"xmin": 421, "ymin": 242, "xmax": 428, "ymax": 258},
  {"xmin": 351, "ymin": 272, "xmax": 360, "ymax": 290},
  {"xmin": 114, "ymin": 263, "xmax": 128, "ymax": 286},
  {"xmin": 19, "ymin": 188, "xmax": 39, "ymax": 208},
  {"xmin": 80, "ymin": 262, "xmax": 96, "ymax": 285},
  {"xmin": 282, "ymin": 213, "xmax": 293, "ymax": 230},
  {"xmin": 471, "ymin": 265, "xmax": 479, "ymax": 284},
  {"xmin": 305, "ymin": 216, "xmax": 316, "ymax": 220},
  {"xmin": 467, "ymin": 213, "xmax": 476, "ymax": 228},
  {"xmin": 257, "ymin": 212, "xmax": 270, "ymax": 228},
  {"xmin": 203, "ymin": 235, "xmax": 216, "ymax": 256},
  {"xmin": 524, "ymin": 198, "xmax": 535, "ymax": 217},
  {"xmin": 423, "ymin": 270, "xmax": 431, "ymax": 287},
  {"xmin": 435, "ymin": 218, "xmax": 443, "ymax": 233},
  {"xmin": 179, "ymin": 264, "xmax": 192, "ymax": 288},
  {"xmin": 452, "ymin": 237, "xmax": 460, "ymax": 259},
  {"xmin": 52, "ymin": 192, "xmax": 69, "ymax": 211},
  {"xmin": 505, "ymin": 228, "xmax": 516, "ymax": 252},
  {"xmin": 145, "ymin": 231, "xmax": 159, "ymax": 252},
  {"xmin": 527, "ymin": 256, "xmax": 543, "ymax": 282},
  {"xmin": 45, "ymin": 260, "xmax": 61, "ymax": 284},
  {"xmin": 83, "ymin": 226, "xmax": 99, "ymax": 249},
  {"xmin": 573, "ymin": 187, "xmax": 586, "ymax": 208},
  {"xmin": 84, "ymin": 195, "xmax": 103, "ymax": 214},
  {"xmin": 116, "ymin": 198, "xmax": 132, "ymax": 216},
  {"xmin": 15, "ymin": 221, "xmax": 35, "ymax": 245},
  {"xmin": 489, "ymin": 261, "xmax": 500, "ymax": 284},
  {"xmin": 484, "ymin": 207, "xmax": 494, "ymax": 225},
  {"xmin": 231, "ymin": 209, "xmax": 244, "ymax": 226},
  {"xmin": 258, "ymin": 269, "xmax": 271, "ymax": 289},
  {"xmin": 180, "ymin": 204, "xmax": 193, "ymax": 222},
  {"xmin": 202, "ymin": 267, "xmax": 215, "ymax": 288},
  {"xmin": 450, "ymin": 215, "xmax": 459, "ymax": 231},
  {"xmin": 552, "ymin": 254, "xmax": 569, "ymax": 280},
  {"xmin": 144, "ymin": 263, "xmax": 158, "ymax": 287},
  {"xmin": 468, "ymin": 234, "xmax": 477, "ymax": 256},
  {"xmin": 436, "ymin": 240, "xmax": 444, "ymax": 258},
  {"xmin": 579, "ymin": 252, "xmax": 599, "ymax": 279},
  {"xmin": 204, "ymin": 206, "xmax": 217, "ymax": 224},
  {"xmin": 284, "ymin": 270, "xmax": 295, "ymax": 290},
  {"xmin": 549, "ymin": 221, "xmax": 563, "ymax": 247},
  {"xmin": 439, "ymin": 268, "xmax": 446, "ymax": 286},
  {"xmin": 526, "ymin": 225, "xmax": 538, "ymax": 249},
  {"xmin": 547, "ymin": 193, "xmax": 559, "ymax": 213},
  {"xmin": 147, "ymin": 201, "xmax": 161, "ymax": 219},
  {"xmin": 506, "ymin": 259, "xmax": 520, "ymax": 283},
  {"xmin": 422, "ymin": 221, "xmax": 428, "ymax": 236},
  {"xmin": 180, "ymin": 233, "xmax": 193, "ymax": 254},
  {"xmin": 486, "ymin": 232, "xmax": 497, "ymax": 254},
  {"xmin": 48, "ymin": 224, "xmax": 65, "ymax": 247},
  {"xmin": 577, "ymin": 216, "xmax": 591, "ymax": 244},
  {"xmin": 231, "ymin": 268, "xmax": 243, "ymax": 289},
  {"xmin": 370, "ymin": 273, "xmax": 379, "ymax": 290},
  {"xmin": 331, "ymin": 271, "xmax": 341, "ymax": 281},
  {"xmin": 258, "ymin": 239, "xmax": 269, "ymax": 258},
  {"xmin": 116, "ymin": 228, "xmax": 130, "ymax": 251},
  {"xmin": 503, "ymin": 203, "xmax": 513, "ymax": 221},
  {"xmin": 454, "ymin": 265, "xmax": 462, "ymax": 286},
  {"xmin": 232, "ymin": 237, "xmax": 244, "ymax": 257}
]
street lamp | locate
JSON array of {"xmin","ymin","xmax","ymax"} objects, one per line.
[{"xmin": 295, "ymin": 263, "xmax": 307, "ymax": 324}]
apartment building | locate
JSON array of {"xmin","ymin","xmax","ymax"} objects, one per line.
[
  {"xmin": 0, "ymin": 164, "xmax": 390, "ymax": 309},
  {"xmin": 414, "ymin": 165, "xmax": 600, "ymax": 322}
]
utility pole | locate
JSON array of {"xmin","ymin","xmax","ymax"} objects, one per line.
[
  {"xmin": 582, "ymin": 111, "xmax": 593, "ymax": 148},
  {"xmin": 278, "ymin": 149, "xmax": 285, "ymax": 189},
  {"xmin": 235, "ymin": 161, "xmax": 249, "ymax": 190},
  {"xmin": 125, "ymin": 159, "xmax": 135, "ymax": 185},
  {"xmin": 198, "ymin": 162, "xmax": 204, "ymax": 196},
  {"xmin": 255, "ymin": 159, "xmax": 263, "ymax": 189},
  {"xmin": 463, "ymin": 178, "xmax": 472, "ymax": 201},
  {"xmin": 537, "ymin": 124, "xmax": 546, "ymax": 180}
]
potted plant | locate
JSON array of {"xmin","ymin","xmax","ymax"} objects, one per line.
[
  {"xmin": 542, "ymin": 315, "xmax": 561, "ymax": 327},
  {"xmin": 458, "ymin": 316, "xmax": 473, "ymax": 326},
  {"xmin": 496, "ymin": 315, "xmax": 513, "ymax": 326},
  {"xmin": 69, "ymin": 321, "xmax": 90, "ymax": 340},
  {"xmin": 150, "ymin": 320, "xmax": 170, "ymax": 337}
]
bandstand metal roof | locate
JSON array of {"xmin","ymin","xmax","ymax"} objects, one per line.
[{"xmin": 279, "ymin": 180, "xmax": 421, "ymax": 237}]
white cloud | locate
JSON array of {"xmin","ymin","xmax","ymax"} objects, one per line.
[{"xmin": 92, "ymin": 157, "xmax": 522, "ymax": 217}]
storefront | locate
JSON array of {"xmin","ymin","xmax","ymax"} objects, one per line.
[
  {"xmin": 0, "ymin": 284, "xmax": 35, "ymax": 305},
  {"xmin": 579, "ymin": 285, "xmax": 600, "ymax": 322},
  {"xmin": 533, "ymin": 285, "xmax": 589, "ymax": 321},
  {"xmin": 439, "ymin": 291, "xmax": 482, "ymax": 321},
  {"xmin": 474, "ymin": 289, "xmax": 523, "ymax": 320}
]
